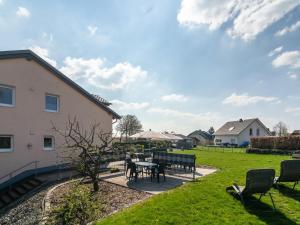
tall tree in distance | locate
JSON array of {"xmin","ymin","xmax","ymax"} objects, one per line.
[
  {"xmin": 273, "ymin": 121, "xmax": 289, "ymax": 137},
  {"xmin": 208, "ymin": 127, "xmax": 215, "ymax": 135},
  {"xmin": 116, "ymin": 114, "xmax": 143, "ymax": 141}
]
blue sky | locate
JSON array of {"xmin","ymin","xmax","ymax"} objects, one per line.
[{"xmin": 1, "ymin": 0, "xmax": 300, "ymax": 134}]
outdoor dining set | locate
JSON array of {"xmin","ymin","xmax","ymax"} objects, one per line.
[{"xmin": 124, "ymin": 151, "xmax": 196, "ymax": 183}]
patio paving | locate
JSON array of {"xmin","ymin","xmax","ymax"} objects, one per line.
[{"xmin": 99, "ymin": 167, "xmax": 217, "ymax": 195}]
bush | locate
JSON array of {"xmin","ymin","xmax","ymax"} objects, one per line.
[
  {"xmin": 246, "ymin": 148, "xmax": 300, "ymax": 155},
  {"xmin": 47, "ymin": 185, "xmax": 101, "ymax": 225},
  {"xmin": 251, "ymin": 136, "xmax": 300, "ymax": 150}
]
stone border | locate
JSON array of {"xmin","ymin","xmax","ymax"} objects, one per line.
[{"xmin": 39, "ymin": 178, "xmax": 80, "ymax": 225}]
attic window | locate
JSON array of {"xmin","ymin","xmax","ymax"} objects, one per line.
[{"xmin": 228, "ymin": 126, "xmax": 235, "ymax": 131}]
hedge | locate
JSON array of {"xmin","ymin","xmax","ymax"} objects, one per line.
[{"xmin": 250, "ymin": 136, "xmax": 300, "ymax": 150}]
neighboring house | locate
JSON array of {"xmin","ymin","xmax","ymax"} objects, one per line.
[
  {"xmin": 173, "ymin": 134, "xmax": 193, "ymax": 149},
  {"xmin": 0, "ymin": 50, "xmax": 120, "ymax": 187},
  {"xmin": 291, "ymin": 130, "xmax": 300, "ymax": 136},
  {"xmin": 214, "ymin": 118, "xmax": 271, "ymax": 146},
  {"xmin": 188, "ymin": 130, "xmax": 214, "ymax": 147}
]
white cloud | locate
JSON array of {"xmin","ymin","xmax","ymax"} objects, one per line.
[
  {"xmin": 268, "ymin": 46, "xmax": 283, "ymax": 57},
  {"xmin": 160, "ymin": 94, "xmax": 188, "ymax": 102},
  {"xmin": 111, "ymin": 99, "xmax": 150, "ymax": 110},
  {"xmin": 289, "ymin": 73, "xmax": 298, "ymax": 80},
  {"xmin": 285, "ymin": 107, "xmax": 300, "ymax": 113},
  {"xmin": 29, "ymin": 46, "xmax": 57, "ymax": 67},
  {"xmin": 16, "ymin": 7, "xmax": 31, "ymax": 18},
  {"xmin": 148, "ymin": 107, "xmax": 219, "ymax": 123},
  {"xmin": 177, "ymin": 0, "xmax": 300, "ymax": 41},
  {"xmin": 87, "ymin": 25, "xmax": 98, "ymax": 35},
  {"xmin": 222, "ymin": 93, "xmax": 280, "ymax": 106},
  {"xmin": 275, "ymin": 20, "xmax": 300, "ymax": 36},
  {"xmin": 42, "ymin": 32, "xmax": 54, "ymax": 43},
  {"xmin": 60, "ymin": 57, "xmax": 147, "ymax": 90},
  {"xmin": 272, "ymin": 51, "xmax": 300, "ymax": 69}
]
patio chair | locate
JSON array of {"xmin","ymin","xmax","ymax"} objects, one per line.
[
  {"xmin": 125, "ymin": 158, "xmax": 132, "ymax": 178},
  {"xmin": 152, "ymin": 163, "xmax": 166, "ymax": 183},
  {"xmin": 226, "ymin": 169, "xmax": 276, "ymax": 209},
  {"xmin": 128, "ymin": 162, "xmax": 143, "ymax": 182},
  {"xmin": 274, "ymin": 160, "xmax": 300, "ymax": 190}
]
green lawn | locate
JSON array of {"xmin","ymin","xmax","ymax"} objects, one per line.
[{"xmin": 95, "ymin": 147, "xmax": 300, "ymax": 225}]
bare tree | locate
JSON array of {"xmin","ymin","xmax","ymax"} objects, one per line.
[
  {"xmin": 116, "ymin": 114, "xmax": 142, "ymax": 141},
  {"xmin": 208, "ymin": 127, "xmax": 215, "ymax": 135},
  {"xmin": 52, "ymin": 117, "xmax": 116, "ymax": 192},
  {"xmin": 273, "ymin": 121, "xmax": 289, "ymax": 137}
]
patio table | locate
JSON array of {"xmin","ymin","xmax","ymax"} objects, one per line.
[{"xmin": 135, "ymin": 161, "xmax": 157, "ymax": 168}]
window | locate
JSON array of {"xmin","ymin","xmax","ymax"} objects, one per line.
[
  {"xmin": 0, "ymin": 85, "xmax": 14, "ymax": 107},
  {"xmin": 215, "ymin": 139, "xmax": 222, "ymax": 143},
  {"xmin": 231, "ymin": 138, "xmax": 236, "ymax": 144},
  {"xmin": 45, "ymin": 94, "xmax": 59, "ymax": 112},
  {"xmin": 43, "ymin": 136, "xmax": 54, "ymax": 150},
  {"xmin": 256, "ymin": 128, "xmax": 260, "ymax": 136},
  {"xmin": 249, "ymin": 128, "xmax": 253, "ymax": 136},
  {"xmin": 0, "ymin": 136, "xmax": 13, "ymax": 152}
]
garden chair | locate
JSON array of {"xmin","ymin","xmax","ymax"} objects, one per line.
[
  {"xmin": 128, "ymin": 162, "xmax": 143, "ymax": 182},
  {"xmin": 226, "ymin": 169, "xmax": 276, "ymax": 209},
  {"xmin": 152, "ymin": 163, "xmax": 166, "ymax": 183},
  {"xmin": 274, "ymin": 160, "xmax": 300, "ymax": 190},
  {"xmin": 125, "ymin": 158, "xmax": 132, "ymax": 178}
]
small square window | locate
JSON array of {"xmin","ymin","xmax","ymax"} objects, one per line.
[
  {"xmin": 45, "ymin": 94, "xmax": 59, "ymax": 112},
  {"xmin": 0, "ymin": 85, "xmax": 14, "ymax": 107},
  {"xmin": 43, "ymin": 136, "xmax": 54, "ymax": 150},
  {"xmin": 0, "ymin": 136, "xmax": 13, "ymax": 152}
]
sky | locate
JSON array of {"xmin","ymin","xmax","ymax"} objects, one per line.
[{"xmin": 1, "ymin": 0, "xmax": 300, "ymax": 135}]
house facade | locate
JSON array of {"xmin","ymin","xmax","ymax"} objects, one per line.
[
  {"xmin": 188, "ymin": 130, "xmax": 213, "ymax": 147},
  {"xmin": 214, "ymin": 118, "xmax": 271, "ymax": 147},
  {"xmin": 0, "ymin": 50, "xmax": 120, "ymax": 186}
]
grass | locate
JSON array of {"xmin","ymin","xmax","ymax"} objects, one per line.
[{"xmin": 95, "ymin": 147, "xmax": 300, "ymax": 225}]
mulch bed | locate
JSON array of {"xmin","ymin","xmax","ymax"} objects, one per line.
[{"xmin": 49, "ymin": 180, "xmax": 151, "ymax": 220}]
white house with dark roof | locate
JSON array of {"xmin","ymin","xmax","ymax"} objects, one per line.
[{"xmin": 214, "ymin": 118, "xmax": 271, "ymax": 147}]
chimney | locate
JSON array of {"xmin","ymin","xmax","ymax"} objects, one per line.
[{"xmin": 239, "ymin": 118, "xmax": 243, "ymax": 122}]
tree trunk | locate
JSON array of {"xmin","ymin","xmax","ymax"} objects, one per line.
[{"xmin": 92, "ymin": 178, "xmax": 99, "ymax": 192}]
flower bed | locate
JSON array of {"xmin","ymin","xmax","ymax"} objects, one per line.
[{"xmin": 46, "ymin": 180, "xmax": 151, "ymax": 224}]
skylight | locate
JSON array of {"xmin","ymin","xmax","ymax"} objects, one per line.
[{"xmin": 229, "ymin": 126, "xmax": 235, "ymax": 131}]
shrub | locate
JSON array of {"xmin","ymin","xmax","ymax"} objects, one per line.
[
  {"xmin": 47, "ymin": 185, "xmax": 101, "ymax": 225},
  {"xmin": 251, "ymin": 136, "xmax": 300, "ymax": 150}
]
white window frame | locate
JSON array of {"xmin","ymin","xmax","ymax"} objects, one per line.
[
  {"xmin": 0, "ymin": 84, "xmax": 15, "ymax": 107},
  {"xmin": 0, "ymin": 135, "xmax": 13, "ymax": 153},
  {"xmin": 45, "ymin": 94, "xmax": 59, "ymax": 112},
  {"xmin": 43, "ymin": 136, "xmax": 55, "ymax": 151}
]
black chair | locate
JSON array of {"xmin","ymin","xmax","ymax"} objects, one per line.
[
  {"xmin": 226, "ymin": 169, "xmax": 276, "ymax": 210},
  {"xmin": 274, "ymin": 160, "xmax": 300, "ymax": 190},
  {"xmin": 128, "ymin": 162, "xmax": 143, "ymax": 182},
  {"xmin": 152, "ymin": 163, "xmax": 166, "ymax": 183},
  {"xmin": 125, "ymin": 158, "xmax": 132, "ymax": 178}
]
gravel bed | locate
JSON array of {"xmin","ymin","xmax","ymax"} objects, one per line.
[
  {"xmin": 49, "ymin": 180, "xmax": 151, "ymax": 220},
  {"xmin": 0, "ymin": 186, "xmax": 51, "ymax": 225},
  {"xmin": 0, "ymin": 180, "xmax": 151, "ymax": 225}
]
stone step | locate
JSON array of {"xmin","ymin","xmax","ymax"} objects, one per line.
[
  {"xmin": 0, "ymin": 194, "xmax": 13, "ymax": 205},
  {"xmin": 7, "ymin": 189, "xmax": 21, "ymax": 200}
]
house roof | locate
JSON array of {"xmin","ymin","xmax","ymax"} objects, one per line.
[
  {"xmin": 214, "ymin": 118, "xmax": 270, "ymax": 136},
  {"xmin": 0, "ymin": 50, "xmax": 121, "ymax": 119},
  {"xmin": 188, "ymin": 130, "xmax": 213, "ymax": 140},
  {"xmin": 91, "ymin": 94, "xmax": 112, "ymax": 106},
  {"xmin": 291, "ymin": 130, "xmax": 300, "ymax": 135}
]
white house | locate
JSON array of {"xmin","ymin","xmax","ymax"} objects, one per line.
[{"xmin": 214, "ymin": 118, "xmax": 271, "ymax": 146}]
